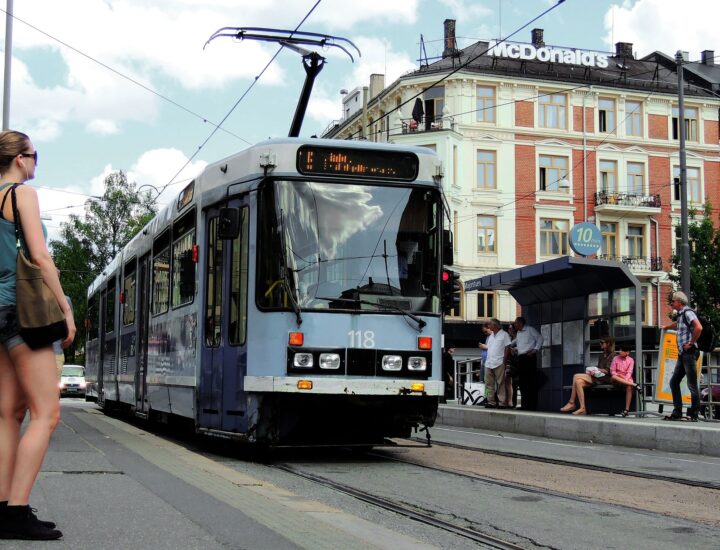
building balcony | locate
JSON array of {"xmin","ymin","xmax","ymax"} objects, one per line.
[
  {"xmin": 594, "ymin": 192, "xmax": 661, "ymax": 214},
  {"xmin": 399, "ymin": 115, "xmax": 448, "ymax": 134},
  {"xmin": 596, "ymin": 254, "xmax": 664, "ymax": 272}
]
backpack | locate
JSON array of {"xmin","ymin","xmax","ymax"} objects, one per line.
[{"xmin": 682, "ymin": 309, "xmax": 718, "ymax": 352}]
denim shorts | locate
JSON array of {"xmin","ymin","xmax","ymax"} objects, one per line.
[{"xmin": 0, "ymin": 305, "xmax": 25, "ymax": 350}]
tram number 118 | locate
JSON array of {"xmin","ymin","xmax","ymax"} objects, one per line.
[{"xmin": 348, "ymin": 330, "xmax": 375, "ymax": 348}]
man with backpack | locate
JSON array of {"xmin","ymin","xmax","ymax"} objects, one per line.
[{"xmin": 662, "ymin": 291, "xmax": 703, "ymax": 421}]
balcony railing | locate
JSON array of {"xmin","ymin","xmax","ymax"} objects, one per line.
[
  {"xmin": 596, "ymin": 254, "xmax": 663, "ymax": 271},
  {"xmin": 400, "ymin": 115, "xmax": 447, "ymax": 134},
  {"xmin": 594, "ymin": 192, "xmax": 661, "ymax": 208}
]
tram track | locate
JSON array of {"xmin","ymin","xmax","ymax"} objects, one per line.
[
  {"xmin": 273, "ymin": 462, "xmax": 527, "ymax": 550},
  {"xmin": 404, "ymin": 437, "xmax": 720, "ymax": 491}
]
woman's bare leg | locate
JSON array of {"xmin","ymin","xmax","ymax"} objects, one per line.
[
  {"xmin": 6, "ymin": 344, "xmax": 60, "ymax": 505},
  {"xmin": 575, "ymin": 378, "xmax": 592, "ymax": 413},
  {"xmin": 0, "ymin": 344, "xmax": 27, "ymax": 502}
]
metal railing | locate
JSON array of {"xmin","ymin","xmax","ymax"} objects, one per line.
[
  {"xmin": 596, "ymin": 254, "xmax": 663, "ymax": 271},
  {"xmin": 594, "ymin": 191, "xmax": 661, "ymax": 208}
]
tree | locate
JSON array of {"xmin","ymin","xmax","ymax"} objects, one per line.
[
  {"xmin": 670, "ymin": 202, "xmax": 720, "ymax": 331},
  {"xmin": 50, "ymin": 171, "xmax": 157, "ymax": 360}
]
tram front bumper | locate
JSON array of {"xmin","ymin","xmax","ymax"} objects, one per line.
[{"xmin": 243, "ymin": 376, "xmax": 444, "ymax": 396}]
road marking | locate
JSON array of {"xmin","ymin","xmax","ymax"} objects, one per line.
[{"xmin": 75, "ymin": 410, "xmax": 436, "ymax": 550}]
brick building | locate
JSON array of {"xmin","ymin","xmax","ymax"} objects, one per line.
[{"xmin": 322, "ymin": 22, "xmax": 720, "ymax": 330}]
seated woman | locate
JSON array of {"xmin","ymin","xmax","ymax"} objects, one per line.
[
  {"xmin": 560, "ymin": 336, "xmax": 615, "ymax": 416},
  {"xmin": 610, "ymin": 344, "xmax": 637, "ymax": 417}
]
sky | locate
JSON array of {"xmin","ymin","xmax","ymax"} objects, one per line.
[{"xmin": 3, "ymin": 0, "xmax": 719, "ymax": 240}]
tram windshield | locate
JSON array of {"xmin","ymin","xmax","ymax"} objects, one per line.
[{"xmin": 257, "ymin": 180, "xmax": 442, "ymax": 314}]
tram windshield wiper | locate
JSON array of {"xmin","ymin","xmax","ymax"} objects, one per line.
[{"xmin": 316, "ymin": 297, "xmax": 426, "ymax": 332}]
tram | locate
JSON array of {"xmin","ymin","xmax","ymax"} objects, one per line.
[{"xmin": 84, "ymin": 138, "xmax": 449, "ymax": 445}]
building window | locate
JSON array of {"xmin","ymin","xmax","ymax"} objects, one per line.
[
  {"xmin": 598, "ymin": 98, "xmax": 616, "ymax": 133},
  {"xmin": 540, "ymin": 218, "xmax": 568, "ymax": 256},
  {"xmin": 601, "ymin": 222, "xmax": 618, "ymax": 258},
  {"xmin": 539, "ymin": 155, "xmax": 569, "ymax": 192},
  {"xmin": 425, "ymin": 86, "xmax": 444, "ymax": 123},
  {"xmin": 641, "ymin": 285, "xmax": 649, "ymax": 325},
  {"xmin": 625, "ymin": 100, "xmax": 643, "ymax": 137},
  {"xmin": 477, "ymin": 150, "xmax": 496, "ymax": 189},
  {"xmin": 627, "ymin": 224, "xmax": 645, "ymax": 258},
  {"xmin": 599, "ymin": 160, "xmax": 617, "ymax": 193},
  {"xmin": 477, "ymin": 291, "xmax": 495, "ymax": 318},
  {"xmin": 539, "ymin": 92, "xmax": 566, "ymax": 129},
  {"xmin": 476, "ymin": 86, "xmax": 496, "ymax": 123},
  {"xmin": 673, "ymin": 166, "xmax": 702, "ymax": 203},
  {"xmin": 627, "ymin": 162, "xmax": 644, "ymax": 195},
  {"xmin": 672, "ymin": 106, "xmax": 698, "ymax": 141},
  {"xmin": 477, "ymin": 215, "xmax": 496, "ymax": 253}
]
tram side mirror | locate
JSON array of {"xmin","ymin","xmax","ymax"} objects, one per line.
[
  {"xmin": 218, "ymin": 208, "xmax": 240, "ymax": 239},
  {"xmin": 443, "ymin": 229, "xmax": 454, "ymax": 266}
]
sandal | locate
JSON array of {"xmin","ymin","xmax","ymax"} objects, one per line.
[
  {"xmin": 560, "ymin": 402, "xmax": 576, "ymax": 413},
  {"xmin": 572, "ymin": 408, "xmax": 587, "ymax": 416},
  {"xmin": 663, "ymin": 414, "xmax": 682, "ymax": 421},
  {"xmin": 621, "ymin": 409, "xmax": 629, "ymax": 417}
]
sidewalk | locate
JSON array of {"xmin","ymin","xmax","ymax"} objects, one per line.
[{"xmin": 437, "ymin": 402, "xmax": 720, "ymax": 457}]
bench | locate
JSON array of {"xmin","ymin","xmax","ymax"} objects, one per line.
[{"xmin": 563, "ymin": 384, "xmax": 636, "ymax": 415}]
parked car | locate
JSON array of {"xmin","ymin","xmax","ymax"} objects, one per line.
[{"xmin": 59, "ymin": 365, "xmax": 86, "ymax": 397}]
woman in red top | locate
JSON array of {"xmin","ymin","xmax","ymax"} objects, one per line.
[{"xmin": 610, "ymin": 344, "xmax": 637, "ymax": 417}]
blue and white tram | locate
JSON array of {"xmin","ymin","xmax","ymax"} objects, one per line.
[{"xmin": 85, "ymin": 138, "xmax": 448, "ymax": 445}]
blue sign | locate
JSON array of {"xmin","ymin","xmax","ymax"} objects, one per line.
[{"xmin": 569, "ymin": 222, "xmax": 601, "ymax": 256}]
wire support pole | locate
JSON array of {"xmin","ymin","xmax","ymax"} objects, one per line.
[
  {"xmin": 2, "ymin": 0, "xmax": 12, "ymax": 130},
  {"xmin": 676, "ymin": 50, "xmax": 691, "ymax": 297}
]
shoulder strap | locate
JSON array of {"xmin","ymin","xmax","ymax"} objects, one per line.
[
  {"xmin": 681, "ymin": 308, "xmax": 697, "ymax": 328},
  {"xmin": 0, "ymin": 183, "xmax": 17, "ymax": 219},
  {"xmin": 9, "ymin": 183, "xmax": 25, "ymax": 249}
]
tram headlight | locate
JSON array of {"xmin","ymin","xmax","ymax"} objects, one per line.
[
  {"xmin": 381, "ymin": 355, "xmax": 402, "ymax": 371},
  {"xmin": 407, "ymin": 356, "xmax": 427, "ymax": 371},
  {"xmin": 319, "ymin": 353, "xmax": 341, "ymax": 370},
  {"xmin": 293, "ymin": 353, "xmax": 314, "ymax": 368}
]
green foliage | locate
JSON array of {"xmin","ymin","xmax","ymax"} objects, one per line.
[
  {"xmin": 49, "ymin": 171, "xmax": 157, "ymax": 359},
  {"xmin": 670, "ymin": 202, "xmax": 720, "ymax": 332}
]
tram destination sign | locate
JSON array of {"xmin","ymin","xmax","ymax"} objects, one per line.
[
  {"xmin": 488, "ymin": 42, "xmax": 609, "ymax": 68},
  {"xmin": 297, "ymin": 146, "xmax": 419, "ymax": 181}
]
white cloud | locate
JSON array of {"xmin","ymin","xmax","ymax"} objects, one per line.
[
  {"xmin": 603, "ymin": 0, "xmax": 720, "ymax": 58},
  {"xmin": 128, "ymin": 148, "xmax": 208, "ymax": 205},
  {"xmin": 86, "ymin": 119, "xmax": 120, "ymax": 135},
  {"xmin": 438, "ymin": 0, "xmax": 493, "ymax": 20}
]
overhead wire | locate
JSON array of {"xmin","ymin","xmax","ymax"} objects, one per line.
[
  {"xmin": 152, "ymin": 0, "xmax": 323, "ymax": 202},
  {"xmin": 0, "ymin": 6, "xmax": 252, "ymax": 146},
  {"xmin": 341, "ymin": 0, "xmax": 569, "ymax": 141}
]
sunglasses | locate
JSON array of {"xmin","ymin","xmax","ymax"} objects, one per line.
[{"xmin": 20, "ymin": 151, "xmax": 38, "ymax": 165}]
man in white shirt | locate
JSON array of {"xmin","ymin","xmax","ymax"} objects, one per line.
[
  {"xmin": 512, "ymin": 316, "xmax": 544, "ymax": 410},
  {"xmin": 483, "ymin": 319, "xmax": 511, "ymax": 408}
]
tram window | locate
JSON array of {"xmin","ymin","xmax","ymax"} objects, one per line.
[
  {"xmin": 152, "ymin": 247, "xmax": 170, "ymax": 315},
  {"xmin": 229, "ymin": 207, "xmax": 249, "ymax": 345},
  {"xmin": 87, "ymin": 295, "xmax": 99, "ymax": 338},
  {"xmin": 205, "ymin": 217, "xmax": 223, "ymax": 347},
  {"xmin": 123, "ymin": 263, "xmax": 136, "ymax": 326},
  {"xmin": 172, "ymin": 228, "xmax": 196, "ymax": 307},
  {"xmin": 105, "ymin": 280, "xmax": 116, "ymax": 334}
]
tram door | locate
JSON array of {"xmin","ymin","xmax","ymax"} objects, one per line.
[
  {"xmin": 199, "ymin": 200, "xmax": 249, "ymax": 432},
  {"xmin": 135, "ymin": 253, "xmax": 151, "ymax": 414},
  {"xmin": 97, "ymin": 287, "xmax": 107, "ymax": 402}
]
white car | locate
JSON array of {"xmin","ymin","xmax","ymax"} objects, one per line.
[{"xmin": 59, "ymin": 365, "xmax": 86, "ymax": 397}]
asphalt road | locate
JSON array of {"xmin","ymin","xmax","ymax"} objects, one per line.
[{"xmin": 7, "ymin": 400, "xmax": 720, "ymax": 549}]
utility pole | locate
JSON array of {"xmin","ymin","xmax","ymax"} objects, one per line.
[
  {"xmin": 2, "ymin": 0, "xmax": 12, "ymax": 130},
  {"xmin": 676, "ymin": 50, "xmax": 691, "ymax": 297}
]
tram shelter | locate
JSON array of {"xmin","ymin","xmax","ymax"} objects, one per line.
[{"xmin": 464, "ymin": 256, "xmax": 642, "ymax": 412}]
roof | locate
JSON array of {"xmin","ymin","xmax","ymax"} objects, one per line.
[{"xmin": 464, "ymin": 256, "xmax": 639, "ymax": 306}]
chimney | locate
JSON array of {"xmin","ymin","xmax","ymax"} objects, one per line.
[
  {"xmin": 531, "ymin": 28, "xmax": 544, "ymax": 47},
  {"xmin": 701, "ymin": 50, "xmax": 715, "ymax": 65},
  {"xmin": 369, "ymin": 74, "xmax": 385, "ymax": 99},
  {"xmin": 442, "ymin": 19, "xmax": 458, "ymax": 58},
  {"xmin": 615, "ymin": 42, "xmax": 634, "ymax": 59}
]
